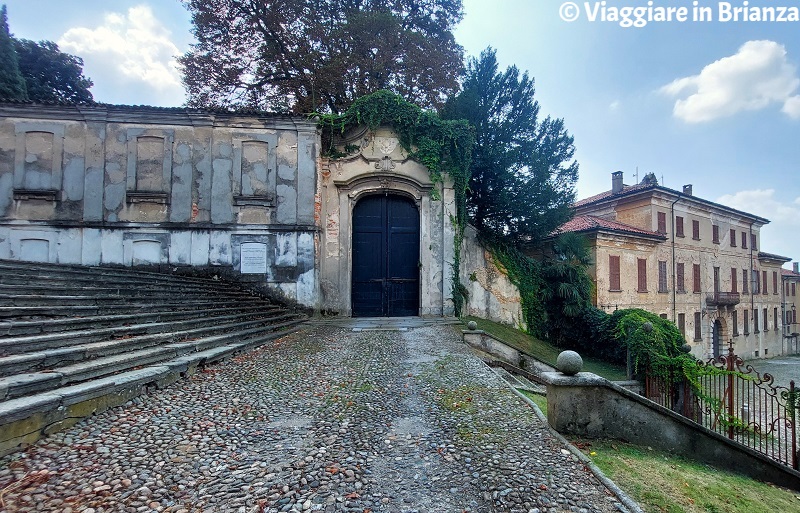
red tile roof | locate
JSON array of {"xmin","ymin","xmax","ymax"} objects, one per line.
[
  {"xmin": 573, "ymin": 183, "xmax": 654, "ymax": 208},
  {"xmin": 573, "ymin": 181, "xmax": 770, "ymax": 224},
  {"xmin": 555, "ymin": 215, "xmax": 665, "ymax": 239}
]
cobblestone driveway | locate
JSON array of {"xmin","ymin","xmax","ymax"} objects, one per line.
[{"xmin": 0, "ymin": 323, "xmax": 624, "ymax": 513}]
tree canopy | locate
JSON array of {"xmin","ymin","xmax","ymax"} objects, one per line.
[
  {"xmin": 0, "ymin": 5, "xmax": 27, "ymax": 100},
  {"xmin": 0, "ymin": 6, "xmax": 92, "ymax": 103},
  {"xmin": 442, "ymin": 47, "xmax": 579, "ymax": 246},
  {"xmin": 15, "ymin": 39, "xmax": 93, "ymax": 103},
  {"xmin": 178, "ymin": 0, "xmax": 465, "ymax": 113}
]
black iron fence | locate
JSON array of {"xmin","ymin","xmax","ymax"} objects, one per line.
[{"xmin": 645, "ymin": 342, "xmax": 798, "ymax": 469}]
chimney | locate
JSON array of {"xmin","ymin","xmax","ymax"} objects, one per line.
[
  {"xmin": 794, "ymin": 262, "xmax": 799, "ymax": 274},
  {"xmin": 683, "ymin": 184, "xmax": 693, "ymax": 196},
  {"xmin": 612, "ymin": 171, "xmax": 623, "ymax": 194}
]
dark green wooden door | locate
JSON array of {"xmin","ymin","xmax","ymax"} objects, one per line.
[{"xmin": 352, "ymin": 195, "xmax": 419, "ymax": 317}]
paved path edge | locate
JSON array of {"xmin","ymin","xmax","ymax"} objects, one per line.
[{"xmin": 501, "ymin": 374, "xmax": 645, "ymax": 513}]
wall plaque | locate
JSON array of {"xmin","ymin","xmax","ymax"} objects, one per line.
[{"xmin": 240, "ymin": 242, "xmax": 267, "ymax": 274}]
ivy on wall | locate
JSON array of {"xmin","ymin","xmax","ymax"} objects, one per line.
[
  {"xmin": 316, "ymin": 90, "xmax": 475, "ymax": 315},
  {"xmin": 481, "ymin": 236, "xmax": 548, "ymax": 338}
]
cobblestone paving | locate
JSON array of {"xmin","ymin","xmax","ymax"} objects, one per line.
[
  {"xmin": 742, "ymin": 355, "xmax": 800, "ymax": 389},
  {"xmin": 0, "ymin": 324, "xmax": 625, "ymax": 513}
]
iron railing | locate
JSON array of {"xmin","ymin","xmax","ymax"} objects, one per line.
[{"xmin": 645, "ymin": 342, "xmax": 798, "ymax": 469}]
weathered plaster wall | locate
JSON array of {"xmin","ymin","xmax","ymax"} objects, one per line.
[
  {"xmin": 0, "ymin": 104, "xmax": 319, "ymax": 308},
  {"xmin": 582, "ymin": 186, "xmax": 786, "ymax": 360},
  {"xmin": 460, "ymin": 225, "xmax": 526, "ymax": 329},
  {"xmin": 316, "ymin": 126, "xmax": 454, "ymax": 316}
]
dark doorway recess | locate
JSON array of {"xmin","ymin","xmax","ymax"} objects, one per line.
[
  {"xmin": 352, "ymin": 194, "xmax": 420, "ymax": 317},
  {"xmin": 713, "ymin": 319, "xmax": 722, "ymax": 360}
]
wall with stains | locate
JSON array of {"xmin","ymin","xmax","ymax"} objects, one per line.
[
  {"xmin": 316, "ymin": 126, "xmax": 456, "ymax": 317},
  {"xmin": 460, "ymin": 225, "xmax": 526, "ymax": 329},
  {"xmin": 0, "ymin": 104, "xmax": 319, "ymax": 308}
]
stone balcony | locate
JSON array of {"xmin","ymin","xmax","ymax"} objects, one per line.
[{"xmin": 706, "ymin": 292, "xmax": 741, "ymax": 307}]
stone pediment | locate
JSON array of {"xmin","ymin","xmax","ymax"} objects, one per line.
[{"xmin": 333, "ymin": 126, "xmax": 410, "ymax": 165}]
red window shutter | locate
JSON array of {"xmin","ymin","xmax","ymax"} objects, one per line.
[
  {"xmin": 693, "ymin": 264, "xmax": 701, "ymax": 292},
  {"xmin": 742, "ymin": 231, "xmax": 747, "ymax": 249},
  {"xmin": 637, "ymin": 259, "xmax": 647, "ymax": 292},
  {"xmin": 609, "ymin": 255, "xmax": 621, "ymax": 291},
  {"xmin": 773, "ymin": 272, "xmax": 778, "ymax": 294},
  {"xmin": 752, "ymin": 234, "xmax": 758, "ymax": 250},
  {"xmin": 742, "ymin": 269, "xmax": 748, "ymax": 294},
  {"xmin": 730, "ymin": 229, "xmax": 736, "ymax": 247},
  {"xmin": 763, "ymin": 270, "xmax": 768, "ymax": 295},
  {"xmin": 677, "ymin": 263, "xmax": 685, "ymax": 292},
  {"xmin": 712, "ymin": 225, "xmax": 719, "ymax": 244},
  {"xmin": 731, "ymin": 268, "xmax": 737, "ymax": 293},
  {"xmin": 692, "ymin": 220, "xmax": 700, "ymax": 239},
  {"xmin": 657, "ymin": 212, "xmax": 666, "ymax": 234},
  {"xmin": 676, "ymin": 217, "xmax": 684, "ymax": 237}
]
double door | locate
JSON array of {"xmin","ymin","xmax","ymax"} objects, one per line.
[{"xmin": 352, "ymin": 195, "xmax": 420, "ymax": 317}]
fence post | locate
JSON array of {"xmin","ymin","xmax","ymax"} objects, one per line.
[
  {"xmin": 727, "ymin": 340, "xmax": 735, "ymax": 440},
  {"xmin": 792, "ymin": 380, "xmax": 798, "ymax": 470}
]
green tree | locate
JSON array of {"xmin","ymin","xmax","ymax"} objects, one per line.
[
  {"xmin": 15, "ymin": 39, "xmax": 93, "ymax": 103},
  {"xmin": 179, "ymin": 0, "xmax": 465, "ymax": 113},
  {"xmin": 0, "ymin": 5, "xmax": 27, "ymax": 100},
  {"xmin": 541, "ymin": 232, "xmax": 594, "ymax": 346},
  {"xmin": 442, "ymin": 47, "xmax": 578, "ymax": 246}
]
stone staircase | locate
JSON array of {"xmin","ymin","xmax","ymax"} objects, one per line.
[{"xmin": 0, "ymin": 259, "xmax": 306, "ymax": 455}]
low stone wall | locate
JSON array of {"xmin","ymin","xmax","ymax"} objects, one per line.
[
  {"xmin": 462, "ymin": 329, "xmax": 521, "ymax": 367},
  {"xmin": 545, "ymin": 371, "xmax": 800, "ymax": 491}
]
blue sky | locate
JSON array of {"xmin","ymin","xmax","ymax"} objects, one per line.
[{"xmin": 5, "ymin": 0, "xmax": 800, "ymax": 264}]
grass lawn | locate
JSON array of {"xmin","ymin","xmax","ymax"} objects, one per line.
[
  {"xmin": 574, "ymin": 438, "xmax": 800, "ymax": 513},
  {"xmin": 519, "ymin": 389, "xmax": 547, "ymax": 416},
  {"xmin": 465, "ymin": 316, "xmax": 627, "ymax": 381}
]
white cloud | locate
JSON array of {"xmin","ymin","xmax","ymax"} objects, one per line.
[
  {"xmin": 717, "ymin": 189, "xmax": 800, "ymax": 261},
  {"xmin": 660, "ymin": 40, "xmax": 800, "ymax": 123},
  {"xmin": 783, "ymin": 95, "xmax": 800, "ymax": 119},
  {"xmin": 609, "ymin": 100, "xmax": 620, "ymax": 111},
  {"xmin": 58, "ymin": 5, "xmax": 185, "ymax": 106},
  {"xmin": 717, "ymin": 189, "xmax": 800, "ymax": 225}
]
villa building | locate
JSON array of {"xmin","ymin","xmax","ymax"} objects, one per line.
[{"xmin": 561, "ymin": 171, "xmax": 793, "ymax": 360}]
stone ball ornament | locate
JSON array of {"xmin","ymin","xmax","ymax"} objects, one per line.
[
  {"xmin": 466, "ymin": 320, "xmax": 478, "ymax": 331},
  {"xmin": 556, "ymin": 350, "xmax": 583, "ymax": 376}
]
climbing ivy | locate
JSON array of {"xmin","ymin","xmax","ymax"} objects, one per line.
[
  {"xmin": 315, "ymin": 90, "xmax": 475, "ymax": 315},
  {"xmin": 480, "ymin": 235, "xmax": 548, "ymax": 338},
  {"xmin": 610, "ymin": 309, "xmax": 690, "ymax": 371}
]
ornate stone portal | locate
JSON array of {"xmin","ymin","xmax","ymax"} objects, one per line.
[{"xmin": 316, "ymin": 126, "xmax": 458, "ymax": 316}]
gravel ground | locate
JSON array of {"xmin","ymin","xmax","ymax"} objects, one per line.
[
  {"xmin": 0, "ymin": 323, "xmax": 624, "ymax": 513},
  {"xmin": 742, "ymin": 354, "xmax": 800, "ymax": 389}
]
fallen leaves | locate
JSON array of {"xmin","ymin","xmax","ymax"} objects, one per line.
[{"xmin": 0, "ymin": 470, "xmax": 51, "ymax": 508}]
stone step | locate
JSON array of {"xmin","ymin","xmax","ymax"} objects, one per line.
[
  {"xmin": 0, "ymin": 304, "xmax": 275, "ymax": 337},
  {"xmin": 0, "ymin": 324, "xmax": 303, "ymax": 456},
  {"xmin": 0, "ymin": 293, "xmax": 130, "ymax": 307},
  {"xmin": 0, "ymin": 291, "xmax": 259, "ymax": 307},
  {"xmin": 0, "ymin": 285, "xmax": 252, "ymax": 301},
  {"xmin": 0, "ymin": 300, "xmax": 266, "ymax": 321},
  {"xmin": 0, "ymin": 264, "xmax": 245, "ymax": 297},
  {"xmin": 0, "ymin": 281, "xmax": 253, "ymax": 298},
  {"xmin": 0, "ymin": 318, "xmax": 304, "ymax": 401},
  {"xmin": 0, "ymin": 310, "xmax": 301, "ymax": 359},
  {"xmin": 0, "ymin": 272, "xmax": 248, "ymax": 295},
  {"xmin": 0, "ymin": 260, "xmax": 229, "ymax": 288}
]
